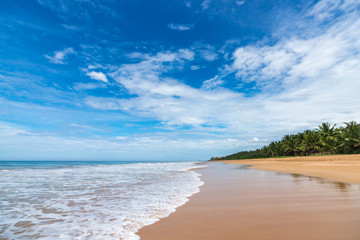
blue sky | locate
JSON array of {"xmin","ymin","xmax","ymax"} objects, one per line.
[{"xmin": 1, "ymin": 0, "xmax": 360, "ymax": 161}]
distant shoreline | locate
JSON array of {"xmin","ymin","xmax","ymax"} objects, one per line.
[{"xmin": 216, "ymin": 154, "xmax": 360, "ymax": 183}]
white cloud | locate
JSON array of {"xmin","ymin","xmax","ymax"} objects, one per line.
[
  {"xmin": 236, "ymin": 1, "xmax": 245, "ymax": 6},
  {"xmin": 87, "ymin": 49, "xmax": 242, "ymax": 126},
  {"xmin": 202, "ymin": 75, "xmax": 224, "ymax": 89},
  {"xmin": 232, "ymin": 2, "xmax": 360, "ymax": 92},
  {"xmin": 229, "ymin": 0, "xmax": 360, "ymax": 130},
  {"xmin": 167, "ymin": 23, "xmax": 194, "ymax": 31},
  {"xmin": 178, "ymin": 49, "xmax": 195, "ymax": 61},
  {"xmin": 307, "ymin": 0, "xmax": 360, "ymax": 22},
  {"xmin": 200, "ymin": 49, "xmax": 218, "ymax": 61},
  {"xmin": 86, "ymin": 71, "xmax": 108, "ymax": 83},
  {"xmin": 45, "ymin": 47, "xmax": 75, "ymax": 64},
  {"xmin": 233, "ymin": 45, "xmax": 296, "ymax": 85},
  {"xmin": 0, "ymin": 123, "xmax": 35, "ymax": 137},
  {"xmin": 184, "ymin": 0, "xmax": 191, "ymax": 8},
  {"xmin": 192, "ymin": 43, "xmax": 218, "ymax": 61},
  {"xmin": 190, "ymin": 65, "xmax": 201, "ymax": 70},
  {"xmin": 87, "ymin": 63, "xmax": 105, "ymax": 69}
]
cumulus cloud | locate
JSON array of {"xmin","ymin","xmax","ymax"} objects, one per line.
[
  {"xmin": 45, "ymin": 47, "xmax": 75, "ymax": 64},
  {"xmin": 167, "ymin": 23, "xmax": 194, "ymax": 31},
  {"xmin": 86, "ymin": 71, "xmax": 108, "ymax": 83}
]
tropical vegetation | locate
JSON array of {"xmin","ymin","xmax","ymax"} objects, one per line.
[{"xmin": 211, "ymin": 121, "xmax": 360, "ymax": 160}]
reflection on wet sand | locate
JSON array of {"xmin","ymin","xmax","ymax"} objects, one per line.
[{"xmin": 277, "ymin": 172, "xmax": 353, "ymax": 192}]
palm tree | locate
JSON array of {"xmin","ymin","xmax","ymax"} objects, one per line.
[
  {"xmin": 219, "ymin": 120, "xmax": 360, "ymax": 160},
  {"xmin": 316, "ymin": 122, "xmax": 340, "ymax": 154},
  {"xmin": 316, "ymin": 122, "xmax": 338, "ymax": 138},
  {"xmin": 266, "ymin": 141, "xmax": 283, "ymax": 157},
  {"xmin": 320, "ymin": 136, "xmax": 343, "ymax": 154},
  {"xmin": 342, "ymin": 121, "xmax": 360, "ymax": 150},
  {"xmin": 282, "ymin": 135, "xmax": 300, "ymax": 156},
  {"xmin": 301, "ymin": 130, "xmax": 321, "ymax": 155}
]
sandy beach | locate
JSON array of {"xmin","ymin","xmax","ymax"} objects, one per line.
[
  {"xmin": 139, "ymin": 155, "xmax": 360, "ymax": 240},
  {"xmin": 220, "ymin": 154, "xmax": 360, "ymax": 183}
]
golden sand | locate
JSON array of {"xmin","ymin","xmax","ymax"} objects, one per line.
[{"xmin": 220, "ymin": 154, "xmax": 360, "ymax": 183}]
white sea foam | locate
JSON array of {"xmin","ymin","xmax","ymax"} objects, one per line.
[{"xmin": 0, "ymin": 162, "xmax": 205, "ymax": 239}]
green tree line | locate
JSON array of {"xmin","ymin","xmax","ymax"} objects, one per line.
[{"xmin": 212, "ymin": 121, "xmax": 360, "ymax": 160}]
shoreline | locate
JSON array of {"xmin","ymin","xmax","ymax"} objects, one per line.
[
  {"xmin": 216, "ymin": 154, "xmax": 360, "ymax": 183},
  {"xmin": 139, "ymin": 155, "xmax": 360, "ymax": 239}
]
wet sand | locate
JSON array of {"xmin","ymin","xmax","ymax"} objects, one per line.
[
  {"xmin": 220, "ymin": 154, "xmax": 360, "ymax": 183},
  {"xmin": 138, "ymin": 162, "xmax": 360, "ymax": 240}
]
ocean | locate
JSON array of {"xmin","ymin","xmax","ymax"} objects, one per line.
[{"xmin": 0, "ymin": 161, "xmax": 205, "ymax": 239}]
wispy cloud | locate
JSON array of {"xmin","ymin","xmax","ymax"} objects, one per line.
[
  {"xmin": 167, "ymin": 23, "xmax": 194, "ymax": 31},
  {"xmin": 86, "ymin": 71, "xmax": 108, "ymax": 83},
  {"xmin": 45, "ymin": 47, "xmax": 75, "ymax": 64},
  {"xmin": 232, "ymin": 1, "xmax": 360, "ymax": 91},
  {"xmin": 37, "ymin": 0, "xmax": 116, "ymax": 19},
  {"xmin": 62, "ymin": 24, "xmax": 79, "ymax": 30},
  {"xmin": 0, "ymin": 123, "xmax": 35, "ymax": 137},
  {"xmin": 201, "ymin": 0, "xmax": 211, "ymax": 9},
  {"xmin": 0, "ymin": 120, "xmax": 250, "ymax": 160},
  {"xmin": 190, "ymin": 65, "xmax": 201, "ymax": 70},
  {"xmin": 73, "ymin": 82, "xmax": 106, "ymax": 91},
  {"xmin": 306, "ymin": 0, "xmax": 360, "ymax": 22},
  {"xmin": 202, "ymin": 75, "xmax": 224, "ymax": 90}
]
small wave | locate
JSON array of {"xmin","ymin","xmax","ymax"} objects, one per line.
[{"xmin": 0, "ymin": 162, "xmax": 205, "ymax": 239}]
